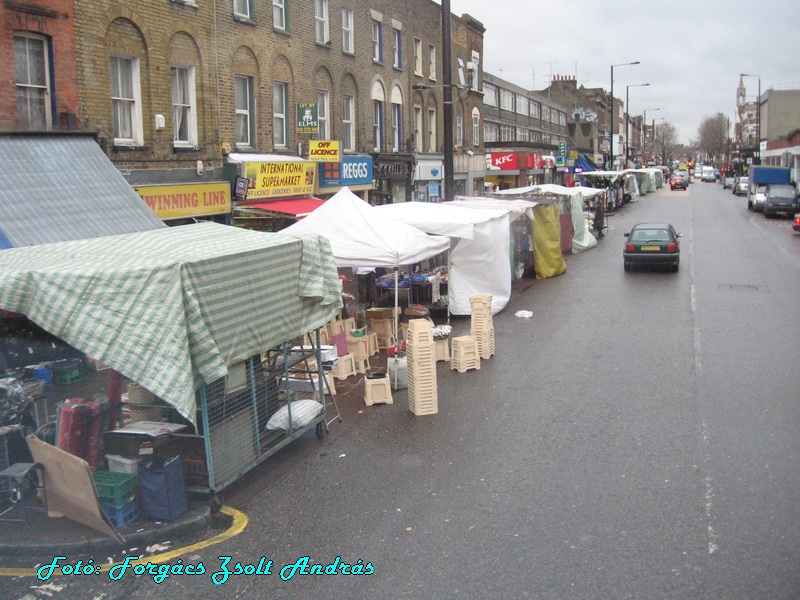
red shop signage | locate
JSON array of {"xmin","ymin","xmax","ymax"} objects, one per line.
[
  {"xmin": 489, "ymin": 152, "xmax": 519, "ymax": 170},
  {"xmin": 526, "ymin": 153, "xmax": 544, "ymax": 169}
]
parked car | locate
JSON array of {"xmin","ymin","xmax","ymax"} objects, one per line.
[
  {"xmin": 734, "ymin": 176, "xmax": 749, "ymax": 196},
  {"xmin": 793, "ymin": 213, "xmax": 800, "ymax": 233},
  {"xmin": 748, "ymin": 184, "xmax": 768, "ymax": 211},
  {"xmin": 670, "ymin": 174, "xmax": 688, "ymax": 190},
  {"xmin": 762, "ymin": 184, "xmax": 799, "ymax": 218},
  {"xmin": 623, "ymin": 223, "xmax": 682, "ymax": 272},
  {"xmin": 722, "ymin": 176, "xmax": 735, "ymax": 189}
]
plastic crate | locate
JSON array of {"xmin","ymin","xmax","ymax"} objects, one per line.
[
  {"xmin": 101, "ymin": 496, "xmax": 139, "ymax": 528},
  {"xmin": 93, "ymin": 471, "xmax": 138, "ymax": 506}
]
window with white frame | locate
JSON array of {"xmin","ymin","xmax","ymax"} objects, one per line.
[
  {"xmin": 392, "ymin": 28, "xmax": 402, "ymax": 69},
  {"xmin": 456, "ymin": 115, "xmax": 463, "ymax": 147},
  {"xmin": 427, "ymin": 107, "xmax": 436, "ymax": 151},
  {"xmin": 233, "ymin": 0, "xmax": 252, "ymax": 20},
  {"xmin": 171, "ymin": 66, "xmax": 197, "ymax": 146},
  {"xmin": 413, "ymin": 38, "xmax": 422, "ymax": 75},
  {"xmin": 500, "ymin": 89, "xmax": 514, "ymax": 111},
  {"xmin": 471, "ymin": 108, "xmax": 480, "ymax": 146},
  {"xmin": 273, "ymin": 0, "xmax": 286, "ymax": 31},
  {"xmin": 516, "ymin": 95, "xmax": 529, "ymax": 116},
  {"xmin": 316, "ymin": 90, "xmax": 329, "ymax": 140},
  {"xmin": 414, "ymin": 105, "xmax": 422, "ymax": 151},
  {"xmin": 273, "ymin": 81, "xmax": 288, "ymax": 148},
  {"xmin": 530, "ymin": 101, "xmax": 540, "ymax": 119},
  {"xmin": 483, "ymin": 83, "xmax": 498, "ymax": 107},
  {"xmin": 484, "ymin": 122, "xmax": 498, "ymax": 143},
  {"xmin": 235, "ymin": 74, "xmax": 254, "ymax": 148},
  {"xmin": 14, "ymin": 33, "xmax": 51, "ymax": 130},
  {"xmin": 342, "ymin": 9, "xmax": 354, "ymax": 53},
  {"xmin": 372, "ymin": 100, "xmax": 384, "ymax": 151},
  {"xmin": 110, "ymin": 55, "xmax": 143, "ymax": 145},
  {"xmin": 542, "ymin": 105, "xmax": 551, "ymax": 123},
  {"xmin": 428, "ymin": 44, "xmax": 436, "ymax": 80},
  {"xmin": 342, "ymin": 95, "xmax": 354, "ymax": 151},
  {"xmin": 372, "ymin": 20, "xmax": 382, "ymax": 63},
  {"xmin": 315, "ymin": 0, "xmax": 329, "ymax": 44},
  {"xmin": 392, "ymin": 102, "xmax": 402, "ymax": 151},
  {"xmin": 516, "ymin": 127, "xmax": 528, "ymax": 142},
  {"xmin": 500, "ymin": 125, "xmax": 514, "ymax": 142}
]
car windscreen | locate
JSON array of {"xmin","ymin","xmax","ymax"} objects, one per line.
[
  {"xmin": 631, "ymin": 229, "xmax": 669, "ymax": 242},
  {"xmin": 768, "ymin": 187, "xmax": 795, "ymax": 199}
]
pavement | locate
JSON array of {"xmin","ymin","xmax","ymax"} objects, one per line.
[{"xmin": 0, "ymin": 275, "xmax": 539, "ymax": 564}]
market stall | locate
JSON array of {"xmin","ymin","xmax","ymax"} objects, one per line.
[
  {"xmin": 0, "ymin": 222, "xmax": 343, "ymax": 509},
  {"xmin": 282, "ymin": 187, "xmax": 450, "ymax": 341}
]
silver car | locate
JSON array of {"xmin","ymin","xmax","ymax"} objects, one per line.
[{"xmin": 734, "ymin": 176, "xmax": 749, "ymax": 196}]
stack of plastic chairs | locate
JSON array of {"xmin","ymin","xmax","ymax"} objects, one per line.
[
  {"xmin": 406, "ymin": 319, "xmax": 438, "ymax": 416},
  {"xmin": 469, "ymin": 293, "xmax": 495, "ymax": 360}
]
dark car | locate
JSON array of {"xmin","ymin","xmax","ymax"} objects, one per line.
[
  {"xmin": 670, "ymin": 174, "xmax": 688, "ymax": 190},
  {"xmin": 722, "ymin": 176, "xmax": 735, "ymax": 189},
  {"xmin": 623, "ymin": 223, "xmax": 682, "ymax": 272},
  {"xmin": 762, "ymin": 184, "xmax": 798, "ymax": 218},
  {"xmin": 794, "ymin": 213, "xmax": 800, "ymax": 233}
]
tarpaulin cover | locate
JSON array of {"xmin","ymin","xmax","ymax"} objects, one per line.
[
  {"xmin": 532, "ymin": 204, "xmax": 566, "ymax": 279},
  {"xmin": 237, "ymin": 197, "xmax": 325, "ymax": 217},
  {"xmin": 0, "ymin": 222, "xmax": 342, "ymax": 424},
  {"xmin": 282, "ymin": 187, "xmax": 450, "ymax": 268}
]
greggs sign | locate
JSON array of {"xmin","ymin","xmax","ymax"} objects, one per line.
[
  {"xmin": 309, "ymin": 140, "xmax": 341, "ymax": 162},
  {"xmin": 489, "ymin": 152, "xmax": 519, "ymax": 170}
]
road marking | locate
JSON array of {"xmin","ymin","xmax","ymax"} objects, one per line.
[
  {"xmin": 701, "ymin": 419, "xmax": 719, "ymax": 554},
  {"xmin": 0, "ymin": 505, "xmax": 248, "ymax": 578}
]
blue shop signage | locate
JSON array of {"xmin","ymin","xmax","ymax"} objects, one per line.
[{"xmin": 319, "ymin": 156, "xmax": 373, "ymax": 188}]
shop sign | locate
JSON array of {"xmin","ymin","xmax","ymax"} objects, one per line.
[
  {"xmin": 134, "ymin": 181, "xmax": 231, "ymax": 220},
  {"xmin": 415, "ymin": 159, "xmax": 443, "ymax": 181},
  {"xmin": 296, "ymin": 103, "xmax": 318, "ymax": 133},
  {"xmin": 488, "ymin": 152, "xmax": 519, "ymax": 170},
  {"xmin": 526, "ymin": 153, "xmax": 544, "ymax": 169},
  {"xmin": 243, "ymin": 161, "xmax": 316, "ymax": 200},
  {"xmin": 319, "ymin": 156, "xmax": 373, "ymax": 187},
  {"xmin": 309, "ymin": 140, "xmax": 340, "ymax": 162},
  {"xmin": 542, "ymin": 155, "xmax": 556, "ymax": 168},
  {"xmin": 374, "ymin": 158, "xmax": 411, "ymax": 179}
]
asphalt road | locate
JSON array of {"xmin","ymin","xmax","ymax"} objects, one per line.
[{"xmin": 3, "ymin": 180, "xmax": 799, "ymax": 599}]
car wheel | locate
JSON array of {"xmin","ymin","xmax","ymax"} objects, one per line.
[
  {"xmin": 624, "ymin": 262, "xmax": 631, "ymax": 272},
  {"xmin": 672, "ymin": 262, "xmax": 679, "ymax": 273}
]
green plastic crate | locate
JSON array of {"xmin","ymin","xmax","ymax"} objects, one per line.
[{"xmin": 93, "ymin": 471, "xmax": 137, "ymax": 506}]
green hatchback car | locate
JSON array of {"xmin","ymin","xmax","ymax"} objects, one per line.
[{"xmin": 623, "ymin": 223, "xmax": 683, "ymax": 272}]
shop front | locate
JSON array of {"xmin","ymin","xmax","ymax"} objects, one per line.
[
  {"xmin": 371, "ymin": 154, "xmax": 414, "ymax": 204},
  {"xmin": 485, "ymin": 152, "xmax": 523, "ymax": 193},
  {"xmin": 133, "ymin": 181, "xmax": 232, "ymax": 226},
  {"xmin": 227, "ymin": 155, "xmax": 320, "ymax": 232},
  {"xmin": 413, "ymin": 158, "xmax": 444, "ymax": 202}
]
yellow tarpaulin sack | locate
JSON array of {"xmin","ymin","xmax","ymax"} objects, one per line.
[{"xmin": 532, "ymin": 203, "xmax": 567, "ymax": 279}]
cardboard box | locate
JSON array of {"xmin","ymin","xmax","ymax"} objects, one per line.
[{"xmin": 366, "ymin": 307, "xmax": 400, "ymax": 320}]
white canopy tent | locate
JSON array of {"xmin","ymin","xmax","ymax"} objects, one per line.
[{"xmin": 282, "ymin": 187, "xmax": 450, "ymax": 340}]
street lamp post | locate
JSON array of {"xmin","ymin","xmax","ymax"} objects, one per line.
[
  {"xmin": 625, "ymin": 83, "xmax": 649, "ymax": 166},
  {"xmin": 642, "ymin": 108, "xmax": 660, "ymax": 163},
  {"xmin": 740, "ymin": 73, "xmax": 761, "ymax": 163},
  {"xmin": 609, "ymin": 61, "xmax": 639, "ymax": 170},
  {"xmin": 441, "ymin": 0, "xmax": 454, "ymax": 201}
]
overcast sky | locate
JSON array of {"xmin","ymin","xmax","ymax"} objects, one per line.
[{"xmin": 450, "ymin": 0, "xmax": 800, "ymax": 145}]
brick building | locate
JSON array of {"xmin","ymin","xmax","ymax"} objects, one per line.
[
  {"xmin": 63, "ymin": 0, "xmax": 486, "ymax": 224},
  {"xmin": 1, "ymin": 0, "xmax": 79, "ymax": 131}
]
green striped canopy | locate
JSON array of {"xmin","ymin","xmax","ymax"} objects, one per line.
[{"xmin": 0, "ymin": 222, "xmax": 342, "ymax": 424}]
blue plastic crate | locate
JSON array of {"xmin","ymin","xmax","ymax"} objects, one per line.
[{"xmin": 101, "ymin": 496, "xmax": 139, "ymax": 528}]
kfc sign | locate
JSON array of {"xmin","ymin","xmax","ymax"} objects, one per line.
[
  {"xmin": 489, "ymin": 153, "xmax": 519, "ymax": 170},
  {"xmin": 526, "ymin": 153, "xmax": 544, "ymax": 169}
]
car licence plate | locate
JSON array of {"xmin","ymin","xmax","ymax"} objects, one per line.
[{"xmin": 640, "ymin": 246, "xmax": 661, "ymax": 251}]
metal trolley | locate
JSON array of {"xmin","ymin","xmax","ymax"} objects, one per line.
[{"xmin": 173, "ymin": 329, "xmax": 341, "ymax": 511}]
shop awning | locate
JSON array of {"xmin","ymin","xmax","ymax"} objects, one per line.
[{"xmin": 238, "ymin": 197, "xmax": 325, "ymax": 218}]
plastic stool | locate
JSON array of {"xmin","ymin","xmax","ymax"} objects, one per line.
[
  {"xmin": 333, "ymin": 353, "xmax": 357, "ymax": 380},
  {"xmin": 434, "ymin": 338, "xmax": 451, "ymax": 362},
  {"xmin": 364, "ymin": 376, "xmax": 393, "ymax": 406},
  {"xmin": 451, "ymin": 336, "xmax": 480, "ymax": 372},
  {"xmin": 366, "ymin": 332, "xmax": 379, "ymax": 356}
]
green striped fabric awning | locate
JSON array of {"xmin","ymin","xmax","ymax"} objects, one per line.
[{"xmin": 0, "ymin": 222, "xmax": 342, "ymax": 423}]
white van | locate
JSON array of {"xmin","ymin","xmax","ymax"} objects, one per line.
[{"xmin": 701, "ymin": 166, "xmax": 716, "ymax": 182}]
